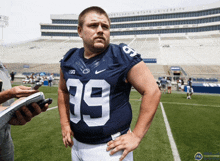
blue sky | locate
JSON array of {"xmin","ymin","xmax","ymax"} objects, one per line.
[{"xmin": 1, "ymin": 0, "xmax": 220, "ymax": 44}]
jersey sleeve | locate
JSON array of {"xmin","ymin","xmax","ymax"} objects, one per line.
[
  {"xmin": 60, "ymin": 48, "xmax": 78, "ymax": 68},
  {"xmin": 118, "ymin": 43, "xmax": 143, "ymax": 81}
]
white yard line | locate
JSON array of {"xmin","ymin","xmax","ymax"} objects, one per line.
[
  {"xmin": 162, "ymin": 102, "xmax": 220, "ymax": 108},
  {"xmin": 160, "ymin": 102, "xmax": 181, "ymax": 161}
]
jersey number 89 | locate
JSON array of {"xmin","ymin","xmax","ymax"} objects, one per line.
[{"xmin": 66, "ymin": 79, "xmax": 110, "ymax": 127}]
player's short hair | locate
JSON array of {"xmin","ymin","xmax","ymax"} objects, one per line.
[{"xmin": 78, "ymin": 6, "xmax": 111, "ymax": 28}]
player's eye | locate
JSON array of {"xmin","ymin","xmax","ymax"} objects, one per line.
[
  {"xmin": 102, "ymin": 24, "xmax": 109, "ymax": 30},
  {"xmin": 89, "ymin": 24, "xmax": 98, "ymax": 28}
]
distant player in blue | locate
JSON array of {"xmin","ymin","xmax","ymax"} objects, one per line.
[
  {"xmin": 58, "ymin": 6, "xmax": 161, "ymax": 161},
  {"xmin": 160, "ymin": 77, "xmax": 167, "ymax": 93},
  {"xmin": 187, "ymin": 78, "xmax": 194, "ymax": 99}
]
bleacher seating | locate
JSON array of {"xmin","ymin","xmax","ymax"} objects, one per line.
[{"xmin": 1, "ymin": 33, "xmax": 220, "ymax": 82}]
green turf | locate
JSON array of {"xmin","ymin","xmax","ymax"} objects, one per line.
[
  {"xmin": 10, "ymin": 86, "xmax": 220, "ymax": 161},
  {"xmin": 10, "ymin": 87, "xmax": 173, "ymax": 161},
  {"xmin": 130, "ymin": 91, "xmax": 173, "ymax": 161},
  {"xmin": 11, "ymin": 109, "xmax": 71, "ymax": 161},
  {"xmin": 161, "ymin": 92, "xmax": 220, "ymax": 161},
  {"xmin": 11, "ymin": 85, "xmax": 69, "ymax": 161}
]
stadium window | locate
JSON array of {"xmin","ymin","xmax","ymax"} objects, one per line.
[
  {"xmin": 213, "ymin": 9, "xmax": 216, "ymax": 14},
  {"xmin": 206, "ymin": 11, "xmax": 209, "ymax": 15},
  {"xmin": 181, "ymin": 13, "xmax": 185, "ymax": 18},
  {"xmin": 201, "ymin": 11, "xmax": 205, "ymax": 16},
  {"xmin": 212, "ymin": 10, "xmax": 215, "ymax": 14}
]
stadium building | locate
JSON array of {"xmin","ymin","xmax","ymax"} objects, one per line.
[
  {"xmin": 40, "ymin": 2, "xmax": 220, "ymax": 38},
  {"xmin": 1, "ymin": 2, "xmax": 220, "ymax": 89},
  {"xmin": 40, "ymin": 2, "xmax": 220, "ymax": 81}
]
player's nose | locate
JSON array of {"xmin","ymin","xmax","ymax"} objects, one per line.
[{"xmin": 97, "ymin": 24, "xmax": 103, "ymax": 33}]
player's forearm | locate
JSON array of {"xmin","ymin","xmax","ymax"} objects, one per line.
[
  {"xmin": 58, "ymin": 89, "xmax": 70, "ymax": 128},
  {"xmin": 0, "ymin": 89, "xmax": 14, "ymax": 104},
  {"xmin": 132, "ymin": 88, "xmax": 161, "ymax": 140}
]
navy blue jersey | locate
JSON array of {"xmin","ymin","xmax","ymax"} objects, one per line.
[
  {"xmin": 160, "ymin": 78, "xmax": 167, "ymax": 85},
  {"xmin": 188, "ymin": 80, "xmax": 192, "ymax": 87},
  {"xmin": 60, "ymin": 43, "xmax": 142, "ymax": 144}
]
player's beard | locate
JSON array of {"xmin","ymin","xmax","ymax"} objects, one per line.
[{"xmin": 85, "ymin": 38, "xmax": 109, "ymax": 54}]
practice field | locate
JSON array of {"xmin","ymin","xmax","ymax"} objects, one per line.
[{"xmin": 11, "ymin": 86, "xmax": 220, "ymax": 161}]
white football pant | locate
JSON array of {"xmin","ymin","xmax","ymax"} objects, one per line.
[{"xmin": 71, "ymin": 137, "xmax": 133, "ymax": 161}]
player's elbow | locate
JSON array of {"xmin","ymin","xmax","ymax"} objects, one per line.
[
  {"xmin": 144, "ymin": 85, "xmax": 161, "ymax": 101},
  {"xmin": 154, "ymin": 87, "xmax": 161, "ymax": 100}
]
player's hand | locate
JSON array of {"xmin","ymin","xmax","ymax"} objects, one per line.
[
  {"xmin": 8, "ymin": 99, "xmax": 49, "ymax": 125},
  {"xmin": 106, "ymin": 131, "xmax": 141, "ymax": 161},
  {"xmin": 10, "ymin": 86, "xmax": 38, "ymax": 98},
  {"xmin": 61, "ymin": 125, "xmax": 74, "ymax": 148}
]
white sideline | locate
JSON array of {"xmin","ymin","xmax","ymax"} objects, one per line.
[{"xmin": 160, "ymin": 102, "xmax": 181, "ymax": 161}]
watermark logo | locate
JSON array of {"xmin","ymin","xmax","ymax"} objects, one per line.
[
  {"xmin": 203, "ymin": 152, "xmax": 220, "ymax": 160},
  {"xmin": 195, "ymin": 152, "xmax": 203, "ymax": 161}
]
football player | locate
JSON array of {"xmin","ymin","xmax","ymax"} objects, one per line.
[
  {"xmin": 160, "ymin": 77, "xmax": 167, "ymax": 94},
  {"xmin": 58, "ymin": 6, "xmax": 161, "ymax": 161},
  {"xmin": 187, "ymin": 78, "xmax": 193, "ymax": 99}
]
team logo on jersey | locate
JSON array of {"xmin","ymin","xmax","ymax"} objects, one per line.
[
  {"xmin": 82, "ymin": 68, "xmax": 90, "ymax": 74},
  {"xmin": 69, "ymin": 70, "xmax": 76, "ymax": 75},
  {"xmin": 95, "ymin": 69, "xmax": 106, "ymax": 74}
]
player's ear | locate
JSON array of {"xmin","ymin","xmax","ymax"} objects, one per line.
[{"xmin": 78, "ymin": 26, "xmax": 82, "ymax": 38}]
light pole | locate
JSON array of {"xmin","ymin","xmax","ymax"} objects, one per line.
[{"xmin": 0, "ymin": 15, "xmax": 9, "ymax": 41}]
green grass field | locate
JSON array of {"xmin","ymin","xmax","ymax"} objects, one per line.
[
  {"xmin": 10, "ymin": 86, "xmax": 220, "ymax": 161},
  {"xmin": 161, "ymin": 93, "xmax": 220, "ymax": 161}
]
